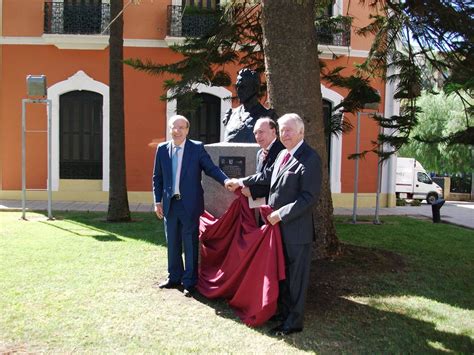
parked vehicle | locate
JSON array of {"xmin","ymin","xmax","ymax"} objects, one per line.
[{"xmin": 396, "ymin": 157, "xmax": 443, "ymax": 204}]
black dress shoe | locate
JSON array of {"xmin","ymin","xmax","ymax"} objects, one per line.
[
  {"xmin": 158, "ymin": 279, "xmax": 180, "ymax": 289},
  {"xmin": 271, "ymin": 324, "xmax": 303, "ymax": 336},
  {"xmin": 183, "ymin": 287, "xmax": 195, "ymax": 297}
]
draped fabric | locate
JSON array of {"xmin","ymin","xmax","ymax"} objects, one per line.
[{"xmin": 197, "ymin": 192, "xmax": 286, "ymax": 327}]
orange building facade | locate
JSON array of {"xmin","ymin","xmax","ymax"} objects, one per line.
[{"xmin": 0, "ymin": 0, "xmax": 398, "ymax": 207}]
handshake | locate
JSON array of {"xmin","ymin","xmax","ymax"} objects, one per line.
[
  {"xmin": 225, "ymin": 178, "xmax": 240, "ymax": 192},
  {"xmin": 225, "ymin": 178, "xmax": 252, "ymax": 198}
]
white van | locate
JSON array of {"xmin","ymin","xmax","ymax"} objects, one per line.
[{"xmin": 396, "ymin": 157, "xmax": 443, "ymax": 204}]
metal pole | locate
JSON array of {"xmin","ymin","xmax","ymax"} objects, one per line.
[
  {"xmin": 47, "ymin": 99, "xmax": 53, "ymax": 219},
  {"xmin": 352, "ymin": 111, "xmax": 361, "ymax": 224},
  {"xmin": 374, "ymin": 122, "xmax": 383, "ymax": 225},
  {"xmin": 21, "ymin": 99, "xmax": 27, "ymax": 220}
]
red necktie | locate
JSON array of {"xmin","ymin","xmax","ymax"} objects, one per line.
[
  {"xmin": 259, "ymin": 149, "xmax": 269, "ymax": 165},
  {"xmin": 278, "ymin": 152, "xmax": 291, "ymax": 171}
]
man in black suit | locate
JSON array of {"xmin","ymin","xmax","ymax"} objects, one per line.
[
  {"xmin": 226, "ymin": 113, "xmax": 322, "ymax": 336},
  {"xmin": 241, "ymin": 117, "xmax": 284, "ymax": 202}
]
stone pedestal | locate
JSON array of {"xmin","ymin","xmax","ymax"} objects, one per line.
[{"xmin": 203, "ymin": 142, "xmax": 259, "ymax": 217}]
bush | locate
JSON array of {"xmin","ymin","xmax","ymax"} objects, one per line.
[
  {"xmin": 396, "ymin": 198, "xmax": 407, "ymax": 206},
  {"xmin": 411, "ymin": 199, "xmax": 422, "ymax": 206}
]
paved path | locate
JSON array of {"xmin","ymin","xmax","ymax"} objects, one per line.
[
  {"xmin": 1, "ymin": 199, "xmax": 473, "ymax": 229},
  {"xmin": 336, "ymin": 200, "xmax": 474, "ymax": 229}
]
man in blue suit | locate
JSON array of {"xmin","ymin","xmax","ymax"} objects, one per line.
[{"xmin": 153, "ymin": 115, "xmax": 229, "ymax": 297}]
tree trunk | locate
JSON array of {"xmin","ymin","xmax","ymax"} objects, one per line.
[
  {"xmin": 260, "ymin": 0, "xmax": 340, "ymax": 259},
  {"xmin": 107, "ymin": 0, "xmax": 131, "ymax": 222}
]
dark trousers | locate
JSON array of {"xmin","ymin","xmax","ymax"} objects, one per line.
[
  {"xmin": 278, "ymin": 242, "xmax": 312, "ymax": 329},
  {"xmin": 164, "ymin": 199, "xmax": 199, "ymax": 289}
]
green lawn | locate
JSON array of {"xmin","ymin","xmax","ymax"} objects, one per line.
[{"xmin": 0, "ymin": 211, "xmax": 473, "ymax": 353}]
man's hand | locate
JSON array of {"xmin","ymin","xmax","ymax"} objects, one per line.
[
  {"xmin": 267, "ymin": 211, "xmax": 281, "ymax": 225},
  {"xmin": 241, "ymin": 187, "xmax": 251, "ymax": 197},
  {"xmin": 155, "ymin": 203, "xmax": 163, "ymax": 219},
  {"xmin": 225, "ymin": 178, "xmax": 240, "ymax": 192}
]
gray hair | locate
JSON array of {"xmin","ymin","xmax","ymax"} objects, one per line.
[
  {"xmin": 277, "ymin": 113, "xmax": 305, "ymax": 134},
  {"xmin": 169, "ymin": 115, "xmax": 190, "ymax": 128}
]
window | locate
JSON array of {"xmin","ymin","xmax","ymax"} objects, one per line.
[
  {"xmin": 417, "ymin": 172, "xmax": 432, "ymax": 184},
  {"xmin": 177, "ymin": 93, "xmax": 221, "ymax": 144},
  {"xmin": 64, "ymin": 0, "xmax": 102, "ymax": 34},
  {"xmin": 60, "ymin": 91, "xmax": 103, "ymax": 179},
  {"xmin": 44, "ymin": 0, "xmax": 110, "ymax": 35}
]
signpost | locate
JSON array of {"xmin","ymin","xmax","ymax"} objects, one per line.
[{"xmin": 22, "ymin": 75, "xmax": 53, "ymax": 220}]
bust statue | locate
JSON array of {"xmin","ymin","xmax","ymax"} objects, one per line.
[{"xmin": 223, "ymin": 69, "xmax": 276, "ymax": 143}]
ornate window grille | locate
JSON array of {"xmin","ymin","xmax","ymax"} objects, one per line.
[
  {"xmin": 167, "ymin": 5, "xmax": 219, "ymax": 37},
  {"xmin": 315, "ymin": 16, "xmax": 351, "ymax": 47},
  {"xmin": 44, "ymin": 1, "xmax": 111, "ymax": 35}
]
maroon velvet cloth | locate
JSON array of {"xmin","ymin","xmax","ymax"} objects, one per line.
[{"xmin": 197, "ymin": 192, "xmax": 286, "ymax": 327}]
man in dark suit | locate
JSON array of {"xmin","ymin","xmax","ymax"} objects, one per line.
[
  {"xmin": 153, "ymin": 115, "xmax": 229, "ymax": 297},
  {"xmin": 226, "ymin": 113, "xmax": 322, "ymax": 335},
  {"xmin": 241, "ymin": 117, "xmax": 285, "ymax": 202}
]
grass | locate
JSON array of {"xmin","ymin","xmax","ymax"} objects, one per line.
[{"xmin": 0, "ymin": 211, "xmax": 473, "ymax": 353}]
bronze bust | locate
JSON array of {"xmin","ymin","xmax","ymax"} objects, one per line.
[{"xmin": 223, "ymin": 69, "xmax": 276, "ymax": 143}]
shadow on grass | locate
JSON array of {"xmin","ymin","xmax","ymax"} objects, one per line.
[
  {"xmin": 31, "ymin": 211, "xmax": 473, "ymax": 352},
  {"xmin": 300, "ymin": 244, "xmax": 473, "ymax": 353},
  {"xmin": 36, "ymin": 210, "xmax": 167, "ymax": 247},
  {"xmin": 196, "ymin": 243, "xmax": 473, "ymax": 353},
  {"xmin": 40, "ymin": 219, "xmax": 124, "ymax": 242}
]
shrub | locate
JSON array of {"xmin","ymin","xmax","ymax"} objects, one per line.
[{"xmin": 396, "ymin": 198, "xmax": 407, "ymax": 206}]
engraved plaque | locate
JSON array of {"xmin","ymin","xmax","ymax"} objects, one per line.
[{"xmin": 219, "ymin": 156, "xmax": 245, "ymax": 178}]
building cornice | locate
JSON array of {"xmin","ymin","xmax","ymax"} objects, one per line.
[
  {"xmin": 1, "ymin": 36, "xmax": 369, "ymax": 57},
  {"xmin": 0, "ymin": 36, "xmax": 169, "ymax": 50}
]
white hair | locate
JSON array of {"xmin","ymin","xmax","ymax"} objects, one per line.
[
  {"xmin": 277, "ymin": 113, "xmax": 305, "ymax": 134},
  {"xmin": 169, "ymin": 115, "xmax": 190, "ymax": 128}
]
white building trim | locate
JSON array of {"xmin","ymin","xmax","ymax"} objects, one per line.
[
  {"xmin": 321, "ymin": 84, "xmax": 344, "ymax": 193},
  {"xmin": 47, "ymin": 70, "xmax": 110, "ymax": 191},
  {"xmin": 166, "ymin": 85, "xmax": 232, "ymax": 142},
  {"xmin": 42, "ymin": 34, "xmax": 110, "ymax": 50},
  {"xmin": 166, "ymin": 84, "xmax": 343, "ymax": 192},
  {"xmin": 0, "ymin": 36, "xmax": 169, "ymax": 49}
]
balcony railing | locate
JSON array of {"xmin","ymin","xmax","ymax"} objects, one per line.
[
  {"xmin": 167, "ymin": 5, "xmax": 219, "ymax": 38},
  {"xmin": 315, "ymin": 16, "xmax": 351, "ymax": 47},
  {"xmin": 44, "ymin": 2, "xmax": 111, "ymax": 35}
]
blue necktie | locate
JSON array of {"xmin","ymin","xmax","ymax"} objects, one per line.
[{"xmin": 172, "ymin": 146, "xmax": 181, "ymax": 193}]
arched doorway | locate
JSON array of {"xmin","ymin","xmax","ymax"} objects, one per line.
[
  {"xmin": 59, "ymin": 90, "xmax": 103, "ymax": 179},
  {"xmin": 177, "ymin": 93, "xmax": 221, "ymax": 144}
]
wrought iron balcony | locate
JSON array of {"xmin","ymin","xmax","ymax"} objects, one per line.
[
  {"xmin": 44, "ymin": 2, "xmax": 110, "ymax": 35},
  {"xmin": 315, "ymin": 16, "xmax": 351, "ymax": 47},
  {"xmin": 167, "ymin": 5, "xmax": 219, "ymax": 38}
]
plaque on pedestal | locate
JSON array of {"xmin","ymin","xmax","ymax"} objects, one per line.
[
  {"xmin": 219, "ymin": 157, "xmax": 246, "ymax": 179},
  {"xmin": 202, "ymin": 143, "xmax": 259, "ymax": 217}
]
